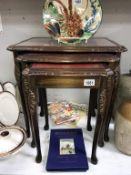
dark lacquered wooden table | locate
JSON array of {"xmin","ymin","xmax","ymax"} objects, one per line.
[
  {"xmin": 8, "ymin": 37, "xmax": 127, "ymax": 163},
  {"xmin": 22, "ymin": 62, "xmax": 114, "ymax": 164}
]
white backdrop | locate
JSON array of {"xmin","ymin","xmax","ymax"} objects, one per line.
[{"xmin": 0, "ymin": 0, "xmax": 131, "ymax": 103}]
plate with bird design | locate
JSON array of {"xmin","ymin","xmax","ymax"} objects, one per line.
[{"xmin": 43, "ymin": 0, "xmax": 102, "ymax": 44}]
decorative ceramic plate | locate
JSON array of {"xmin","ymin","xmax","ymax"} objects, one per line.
[
  {"xmin": 0, "ymin": 126, "xmax": 26, "ymax": 158},
  {"xmin": 0, "ymin": 83, "xmax": 3, "ymax": 92},
  {"xmin": 0, "ymin": 92, "xmax": 19, "ymax": 126},
  {"xmin": 3, "ymin": 82, "xmax": 16, "ymax": 96},
  {"xmin": 43, "ymin": 0, "xmax": 102, "ymax": 44}
]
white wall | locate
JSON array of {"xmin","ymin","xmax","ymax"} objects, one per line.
[{"xmin": 0, "ymin": 0, "xmax": 131, "ymax": 103}]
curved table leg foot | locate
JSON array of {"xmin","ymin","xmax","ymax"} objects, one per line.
[
  {"xmin": 87, "ymin": 124, "xmax": 92, "ymax": 131},
  {"xmin": 98, "ymin": 141, "xmax": 104, "ymax": 147},
  {"xmin": 44, "ymin": 125, "xmax": 49, "ymax": 130},
  {"xmin": 40, "ymin": 111, "xmax": 44, "ymax": 117},
  {"xmin": 91, "ymin": 156, "xmax": 98, "ymax": 165},
  {"xmin": 36, "ymin": 154, "xmax": 42, "ymax": 163},
  {"xmin": 104, "ymin": 134, "xmax": 109, "ymax": 142}
]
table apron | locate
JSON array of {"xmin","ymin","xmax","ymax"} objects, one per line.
[{"xmin": 34, "ymin": 77, "xmax": 101, "ymax": 88}]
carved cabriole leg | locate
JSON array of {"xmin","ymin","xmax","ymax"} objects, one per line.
[
  {"xmin": 91, "ymin": 77, "xmax": 107, "ymax": 165},
  {"xmin": 15, "ymin": 62, "xmax": 30, "ymax": 138},
  {"xmin": 22, "ymin": 68, "xmax": 36, "ymax": 148},
  {"xmin": 87, "ymin": 89, "xmax": 94, "ymax": 131},
  {"xmin": 98, "ymin": 72, "xmax": 114, "ymax": 147},
  {"xmin": 28, "ymin": 77, "xmax": 42, "ymax": 163},
  {"xmin": 42, "ymin": 88, "xmax": 49, "ymax": 130},
  {"xmin": 39, "ymin": 88, "xmax": 45, "ymax": 117},
  {"xmin": 104, "ymin": 65, "xmax": 120, "ymax": 141},
  {"xmin": 91, "ymin": 89, "xmax": 98, "ymax": 117},
  {"xmin": 38, "ymin": 88, "xmax": 49, "ymax": 130},
  {"xmin": 87, "ymin": 89, "xmax": 98, "ymax": 131}
]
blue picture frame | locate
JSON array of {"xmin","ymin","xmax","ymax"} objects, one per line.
[{"xmin": 46, "ymin": 128, "xmax": 89, "ymax": 171}]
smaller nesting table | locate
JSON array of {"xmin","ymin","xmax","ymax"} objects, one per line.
[{"xmin": 22, "ymin": 63, "xmax": 114, "ymax": 164}]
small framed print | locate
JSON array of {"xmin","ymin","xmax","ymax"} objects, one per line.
[
  {"xmin": 60, "ymin": 139, "xmax": 75, "ymax": 155},
  {"xmin": 74, "ymin": 0, "xmax": 82, "ymax": 5},
  {"xmin": 46, "ymin": 129, "xmax": 89, "ymax": 171}
]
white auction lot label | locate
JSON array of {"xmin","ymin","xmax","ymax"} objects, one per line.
[{"xmin": 84, "ymin": 79, "xmax": 95, "ymax": 87}]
